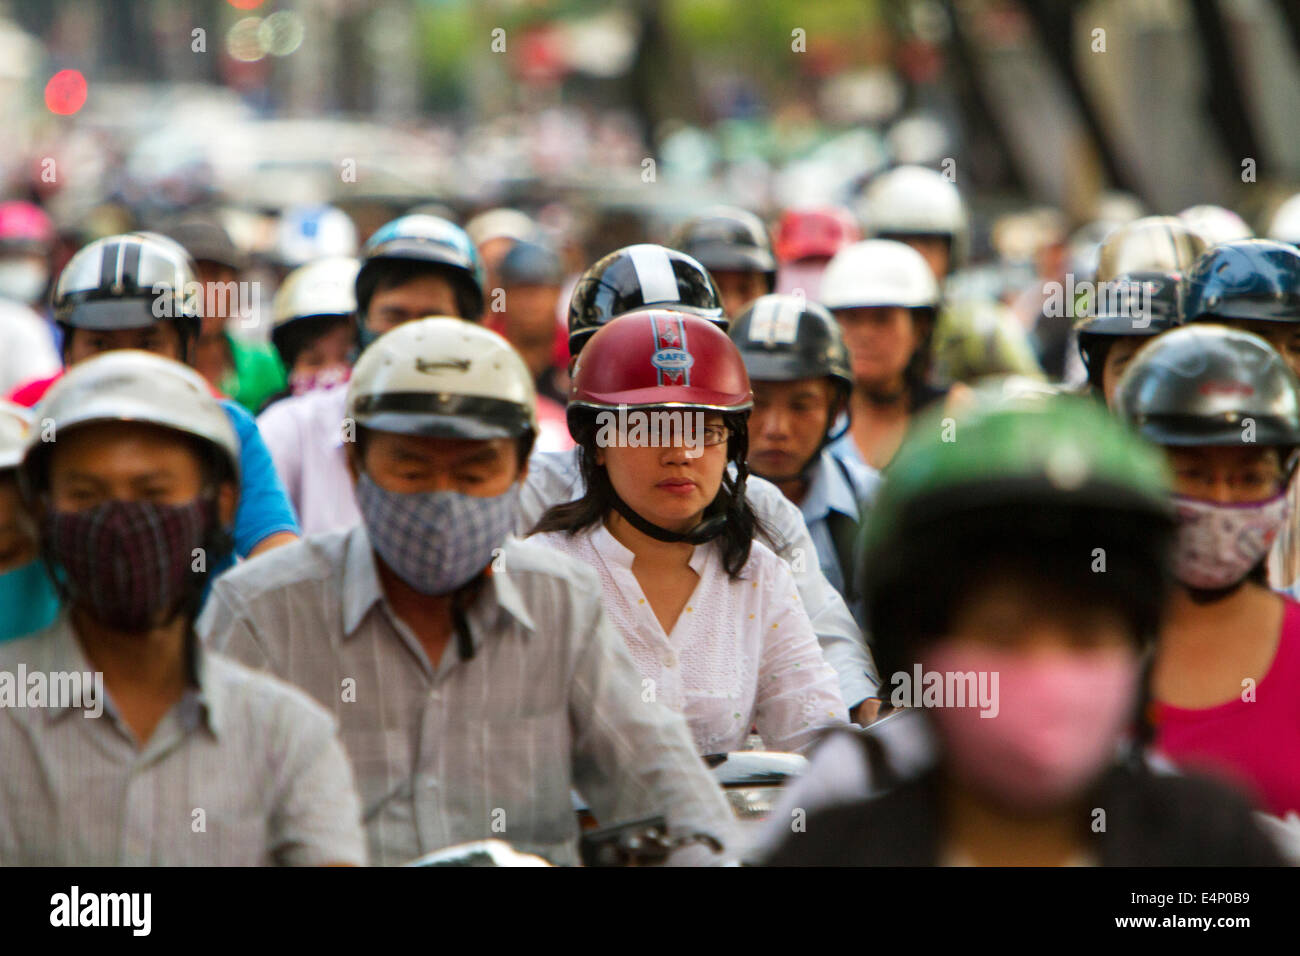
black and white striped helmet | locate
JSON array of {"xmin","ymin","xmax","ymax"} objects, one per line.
[
  {"xmin": 52, "ymin": 232, "xmax": 202, "ymax": 344},
  {"xmin": 567, "ymin": 243, "xmax": 725, "ymax": 355}
]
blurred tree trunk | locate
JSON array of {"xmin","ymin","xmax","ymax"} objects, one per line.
[
  {"xmin": 625, "ymin": 0, "xmax": 701, "ymax": 151},
  {"xmin": 1019, "ymin": 0, "xmax": 1140, "ymax": 200}
]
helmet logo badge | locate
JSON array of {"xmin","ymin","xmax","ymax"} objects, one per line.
[
  {"xmin": 415, "ymin": 357, "xmax": 471, "ymax": 374},
  {"xmin": 649, "ymin": 314, "xmax": 692, "ymax": 386},
  {"xmin": 1198, "ymin": 381, "xmax": 1255, "ymax": 397}
]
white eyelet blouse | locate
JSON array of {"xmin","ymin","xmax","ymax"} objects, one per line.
[{"xmin": 532, "ymin": 524, "xmax": 849, "ymax": 755}]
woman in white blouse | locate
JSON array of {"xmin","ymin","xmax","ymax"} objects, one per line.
[{"xmin": 530, "ymin": 310, "xmax": 847, "ymax": 755}]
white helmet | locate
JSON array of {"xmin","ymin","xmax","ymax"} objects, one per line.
[
  {"xmin": 22, "ymin": 351, "xmax": 240, "ymax": 490},
  {"xmin": 271, "ymin": 257, "xmax": 360, "ymax": 331},
  {"xmin": 1178, "ymin": 204, "xmax": 1253, "ymax": 246},
  {"xmin": 275, "ymin": 204, "xmax": 359, "ymax": 268},
  {"xmin": 346, "ymin": 318, "xmax": 538, "ymax": 444},
  {"xmin": 0, "ymin": 401, "xmax": 33, "ymax": 472},
  {"xmin": 465, "ymin": 208, "xmax": 539, "ymax": 247},
  {"xmin": 1266, "ymin": 194, "xmax": 1300, "ymax": 247},
  {"xmin": 819, "ymin": 239, "xmax": 941, "ymax": 311},
  {"xmin": 856, "ymin": 164, "xmax": 968, "ymax": 265}
]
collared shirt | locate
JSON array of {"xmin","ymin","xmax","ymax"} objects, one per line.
[
  {"xmin": 197, "ymin": 526, "xmax": 738, "ymax": 866},
  {"xmin": 532, "ymin": 524, "xmax": 848, "ymax": 754},
  {"xmin": 516, "ymin": 447, "xmax": 881, "ymax": 707},
  {"xmin": 827, "ymin": 429, "xmax": 870, "ymax": 472},
  {"xmin": 0, "ymin": 612, "xmax": 366, "ymax": 866},
  {"xmin": 797, "ymin": 449, "xmax": 881, "ymax": 601}
]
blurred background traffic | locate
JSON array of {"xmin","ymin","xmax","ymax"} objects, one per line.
[{"xmin": 1, "ymin": 0, "xmax": 1299, "ymax": 402}]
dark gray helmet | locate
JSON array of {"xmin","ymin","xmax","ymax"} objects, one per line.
[
  {"xmin": 669, "ymin": 206, "xmax": 777, "ymax": 290},
  {"xmin": 1115, "ymin": 324, "xmax": 1300, "ymax": 447},
  {"xmin": 729, "ymin": 295, "xmax": 852, "ymax": 396}
]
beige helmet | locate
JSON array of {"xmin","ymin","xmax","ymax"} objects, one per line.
[
  {"xmin": 20, "ymin": 350, "xmax": 240, "ymax": 494},
  {"xmin": 0, "ymin": 401, "xmax": 33, "ymax": 472},
  {"xmin": 1095, "ymin": 216, "xmax": 1207, "ymax": 282},
  {"xmin": 1266, "ymin": 193, "xmax": 1300, "ymax": 247},
  {"xmin": 269, "ymin": 256, "xmax": 360, "ymax": 362},
  {"xmin": 271, "ymin": 257, "xmax": 360, "ymax": 329},
  {"xmin": 1177, "ymin": 204, "xmax": 1253, "ymax": 246},
  {"xmin": 346, "ymin": 317, "xmax": 538, "ymax": 444}
]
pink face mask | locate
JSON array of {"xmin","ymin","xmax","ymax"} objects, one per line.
[{"xmin": 924, "ymin": 642, "xmax": 1139, "ymax": 812}]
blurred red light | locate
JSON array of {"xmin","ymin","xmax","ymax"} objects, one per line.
[{"xmin": 44, "ymin": 70, "xmax": 88, "ymax": 115}]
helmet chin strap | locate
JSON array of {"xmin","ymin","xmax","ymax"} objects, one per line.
[
  {"xmin": 610, "ymin": 492, "xmax": 728, "ymax": 545},
  {"xmin": 861, "ymin": 383, "xmax": 907, "ymax": 406}
]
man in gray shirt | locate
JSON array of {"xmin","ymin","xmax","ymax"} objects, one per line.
[
  {"xmin": 199, "ymin": 319, "xmax": 738, "ymax": 865},
  {"xmin": 0, "ymin": 352, "xmax": 364, "ymax": 865}
]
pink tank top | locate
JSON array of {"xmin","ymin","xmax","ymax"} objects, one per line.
[{"xmin": 1154, "ymin": 598, "xmax": 1300, "ymax": 817}]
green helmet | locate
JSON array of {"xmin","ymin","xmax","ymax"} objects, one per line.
[{"xmin": 861, "ymin": 394, "xmax": 1174, "ymax": 679}]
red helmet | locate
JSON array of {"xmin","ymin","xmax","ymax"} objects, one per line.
[
  {"xmin": 774, "ymin": 207, "xmax": 861, "ymax": 264},
  {"xmin": 0, "ymin": 201, "xmax": 54, "ymax": 254},
  {"xmin": 568, "ymin": 309, "xmax": 752, "ymax": 422},
  {"xmin": 567, "ymin": 308, "xmax": 754, "ymax": 548}
]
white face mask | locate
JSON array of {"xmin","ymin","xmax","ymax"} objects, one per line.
[
  {"xmin": 1171, "ymin": 492, "xmax": 1290, "ymax": 590},
  {"xmin": 0, "ymin": 260, "xmax": 48, "ymax": 304}
]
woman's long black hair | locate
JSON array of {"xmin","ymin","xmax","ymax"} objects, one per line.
[{"xmin": 529, "ymin": 408, "xmax": 769, "ymax": 579}]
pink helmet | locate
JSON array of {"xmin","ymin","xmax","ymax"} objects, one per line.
[{"xmin": 0, "ymin": 201, "xmax": 55, "ymax": 254}]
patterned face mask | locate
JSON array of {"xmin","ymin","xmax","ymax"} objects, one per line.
[
  {"xmin": 354, "ymin": 473, "xmax": 519, "ymax": 595},
  {"xmin": 41, "ymin": 499, "xmax": 211, "ymax": 633},
  {"xmin": 289, "ymin": 364, "xmax": 351, "ymax": 396},
  {"xmin": 1171, "ymin": 492, "xmax": 1290, "ymax": 590}
]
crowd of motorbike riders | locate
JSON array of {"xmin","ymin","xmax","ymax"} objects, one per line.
[{"xmin": 0, "ymin": 166, "xmax": 1299, "ymax": 866}]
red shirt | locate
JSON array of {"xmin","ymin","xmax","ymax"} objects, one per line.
[
  {"xmin": 1154, "ymin": 599, "xmax": 1300, "ymax": 817},
  {"xmin": 7, "ymin": 372, "xmax": 60, "ymax": 407},
  {"xmin": 8, "ymin": 368, "xmax": 225, "ymax": 407}
]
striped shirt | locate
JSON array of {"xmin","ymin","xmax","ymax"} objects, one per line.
[
  {"xmin": 197, "ymin": 526, "xmax": 739, "ymax": 866},
  {"xmin": 0, "ymin": 613, "xmax": 366, "ymax": 866}
]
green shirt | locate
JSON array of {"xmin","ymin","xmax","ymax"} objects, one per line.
[{"xmin": 224, "ymin": 334, "xmax": 287, "ymax": 414}]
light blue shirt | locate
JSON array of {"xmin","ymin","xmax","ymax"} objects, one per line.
[
  {"xmin": 827, "ymin": 429, "xmax": 870, "ymax": 472},
  {"xmin": 798, "ymin": 449, "xmax": 881, "ymax": 604}
]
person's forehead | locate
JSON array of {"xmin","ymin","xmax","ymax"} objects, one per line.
[
  {"xmin": 50, "ymin": 422, "xmax": 199, "ymax": 467},
  {"xmin": 1234, "ymin": 319, "xmax": 1299, "ymax": 338},
  {"xmin": 373, "ymin": 431, "xmax": 508, "ymax": 461},
  {"xmin": 752, "ymin": 378, "xmax": 830, "ymax": 399},
  {"xmin": 1170, "ymin": 444, "xmax": 1278, "ymax": 463},
  {"xmin": 374, "ymin": 272, "xmax": 456, "ymax": 301}
]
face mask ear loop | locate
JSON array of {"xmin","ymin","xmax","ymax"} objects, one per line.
[{"xmin": 1282, "ymin": 447, "xmax": 1300, "ymax": 488}]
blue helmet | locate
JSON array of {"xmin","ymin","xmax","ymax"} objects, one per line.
[
  {"xmin": 355, "ymin": 214, "xmax": 486, "ymax": 321},
  {"xmin": 1182, "ymin": 239, "xmax": 1300, "ymax": 325}
]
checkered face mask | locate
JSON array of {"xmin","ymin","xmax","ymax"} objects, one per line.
[
  {"xmin": 355, "ymin": 473, "xmax": 519, "ymax": 595},
  {"xmin": 42, "ymin": 499, "xmax": 211, "ymax": 633}
]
